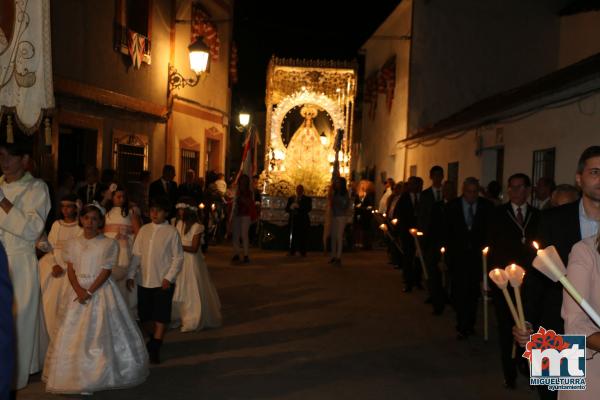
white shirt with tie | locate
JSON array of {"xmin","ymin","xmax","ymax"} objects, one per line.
[{"xmin": 510, "ymin": 202, "xmax": 527, "ymax": 220}]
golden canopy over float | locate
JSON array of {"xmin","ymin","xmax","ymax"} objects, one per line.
[
  {"xmin": 257, "ymin": 57, "xmax": 357, "ymax": 248},
  {"xmin": 261, "ymin": 56, "xmax": 357, "ymax": 197}
]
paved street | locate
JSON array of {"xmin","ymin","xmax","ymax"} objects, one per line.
[{"xmin": 20, "ymin": 246, "xmax": 537, "ymax": 400}]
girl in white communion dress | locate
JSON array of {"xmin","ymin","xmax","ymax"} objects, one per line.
[
  {"xmin": 172, "ymin": 200, "xmax": 222, "ymax": 331},
  {"xmin": 43, "ymin": 203, "xmax": 148, "ymax": 395}
]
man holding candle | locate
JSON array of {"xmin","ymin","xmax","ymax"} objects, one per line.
[
  {"xmin": 396, "ymin": 176, "xmax": 423, "ymax": 292},
  {"xmin": 417, "ymin": 166, "xmax": 446, "ymax": 311},
  {"xmin": 515, "ymin": 146, "xmax": 600, "ymax": 400},
  {"xmin": 488, "ymin": 173, "xmax": 540, "ymax": 390},
  {"xmin": 444, "ymin": 177, "xmax": 493, "ymax": 339}
]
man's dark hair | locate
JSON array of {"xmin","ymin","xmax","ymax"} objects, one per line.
[
  {"xmin": 162, "ymin": 164, "xmax": 175, "ymax": 175},
  {"xmin": 60, "ymin": 193, "xmax": 79, "ymax": 203},
  {"xmin": 429, "ymin": 165, "xmax": 444, "ymax": 177},
  {"xmin": 508, "ymin": 173, "xmax": 531, "ymax": 188},
  {"xmin": 150, "ymin": 196, "xmax": 171, "ymax": 212},
  {"xmin": 0, "ymin": 135, "xmax": 34, "ymax": 157},
  {"xmin": 537, "ymin": 177, "xmax": 556, "ymax": 192},
  {"xmin": 577, "ymin": 146, "xmax": 600, "ymax": 174}
]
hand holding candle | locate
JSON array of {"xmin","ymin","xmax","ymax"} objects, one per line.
[{"xmin": 532, "ymin": 241, "xmax": 600, "ymax": 328}]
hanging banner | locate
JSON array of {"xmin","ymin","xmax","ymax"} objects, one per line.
[
  {"xmin": 127, "ymin": 30, "xmax": 145, "ymax": 69},
  {"xmin": 0, "ymin": 0, "xmax": 55, "ymax": 131},
  {"xmin": 191, "ymin": 2, "xmax": 220, "ymax": 62}
]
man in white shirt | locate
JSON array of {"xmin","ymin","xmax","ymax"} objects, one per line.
[
  {"xmin": 378, "ymin": 178, "xmax": 395, "ymax": 212},
  {"xmin": 128, "ymin": 196, "xmax": 183, "ymax": 364}
]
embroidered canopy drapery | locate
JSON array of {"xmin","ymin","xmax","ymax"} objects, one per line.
[{"xmin": 0, "ymin": 0, "xmax": 55, "ymax": 132}]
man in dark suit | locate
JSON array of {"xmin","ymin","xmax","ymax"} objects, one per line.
[
  {"xmin": 515, "ymin": 146, "xmax": 600, "ymax": 400},
  {"xmin": 285, "ymin": 185, "xmax": 312, "ymax": 256},
  {"xmin": 488, "ymin": 173, "xmax": 540, "ymax": 390},
  {"xmin": 76, "ymin": 165, "xmax": 101, "ymax": 204},
  {"xmin": 425, "ymin": 179, "xmax": 457, "ymax": 315},
  {"xmin": 444, "ymin": 177, "xmax": 493, "ymax": 339},
  {"xmin": 178, "ymin": 169, "xmax": 203, "ymax": 204},
  {"xmin": 149, "ymin": 165, "xmax": 178, "ymax": 215},
  {"xmin": 418, "ymin": 166, "xmax": 444, "ymax": 304},
  {"xmin": 397, "ymin": 176, "xmax": 423, "ymax": 292},
  {"xmin": 0, "ymin": 242, "xmax": 13, "ymax": 400}
]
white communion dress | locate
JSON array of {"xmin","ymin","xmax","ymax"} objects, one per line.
[
  {"xmin": 38, "ymin": 220, "xmax": 82, "ymax": 340},
  {"xmin": 172, "ymin": 221, "xmax": 222, "ymax": 331},
  {"xmin": 104, "ymin": 206, "xmax": 137, "ymax": 315},
  {"xmin": 43, "ymin": 234, "xmax": 148, "ymax": 394}
]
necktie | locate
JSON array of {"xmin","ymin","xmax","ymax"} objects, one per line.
[
  {"xmin": 87, "ymin": 185, "xmax": 93, "ymax": 203},
  {"xmin": 467, "ymin": 204, "xmax": 474, "ymax": 230},
  {"xmin": 516, "ymin": 206, "xmax": 524, "ymax": 226}
]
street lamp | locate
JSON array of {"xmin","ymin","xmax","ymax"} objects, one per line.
[
  {"xmin": 239, "ymin": 112, "xmax": 250, "ymax": 128},
  {"xmin": 168, "ymin": 39, "xmax": 210, "ymax": 93}
]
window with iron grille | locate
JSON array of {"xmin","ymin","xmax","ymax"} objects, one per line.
[
  {"xmin": 115, "ymin": 143, "xmax": 146, "ymax": 184},
  {"xmin": 180, "ymin": 149, "xmax": 199, "ymax": 181},
  {"xmin": 532, "ymin": 148, "xmax": 556, "ymax": 184}
]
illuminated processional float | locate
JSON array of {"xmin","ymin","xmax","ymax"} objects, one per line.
[{"xmin": 258, "ymin": 56, "xmax": 357, "ymax": 249}]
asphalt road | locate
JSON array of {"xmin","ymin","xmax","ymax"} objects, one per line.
[{"xmin": 18, "ymin": 245, "xmax": 537, "ymax": 400}]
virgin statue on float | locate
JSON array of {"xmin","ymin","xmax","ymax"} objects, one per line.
[{"xmin": 282, "ymin": 105, "xmax": 331, "ymax": 196}]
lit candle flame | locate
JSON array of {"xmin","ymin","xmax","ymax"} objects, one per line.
[
  {"xmin": 532, "ymin": 241, "xmax": 540, "ymax": 251},
  {"xmin": 482, "ymin": 246, "xmax": 489, "ymax": 255},
  {"xmin": 391, "ymin": 218, "xmax": 398, "ymax": 225},
  {"xmin": 440, "ymin": 247, "xmax": 445, "ymax": 254},
  {"xmin": 199, "ymin": 203, "xmax": 205, "ymax": 209},
  {"xmin": 409, "ymin": 228, "xmax": 417, "ymax": 235},
  {"xmin": 211, "ymin": 203, "xmax": 216, "ymax": 210},
  {"xmin": 416, "ymin": 231, "xmax": 424, "ymax": 236},
  {"xmin": 382, "ymin": 213, "xmax": 387, "ymax": 218},
  {"xmin": 379, "ymin": 224, "xmax": 388, "ymax": 232}
]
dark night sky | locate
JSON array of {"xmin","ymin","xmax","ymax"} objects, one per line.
[{"xmin": 232, "ymin": 0, "xmax": 402, "ymax": 113}]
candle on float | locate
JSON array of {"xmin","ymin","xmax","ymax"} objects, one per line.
[
  {"xmin": 410, "ymin": 229, "xmax": 429, "ymax": 280},
  {"xmin": 505, "ymin": 263, "xmax": 526, "ymax": 331},
  {"xmin": 532, "ymin": 241, "xmax": 600, "ymax": 327}
]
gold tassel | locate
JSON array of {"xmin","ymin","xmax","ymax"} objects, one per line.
[
  {"xmin": 6, "ymin": 115, "xmax": 13, "ymax": 143},
  {"xmin": 44, "ymin": 117, "xmax": 51, "ymax": 145}
]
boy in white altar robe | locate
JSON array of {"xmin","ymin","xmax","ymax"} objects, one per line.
[{"xmin": 0, "ymin": 139, "xmax": 51, "ymax": 390}]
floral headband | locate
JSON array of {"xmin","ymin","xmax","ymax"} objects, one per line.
[
  {"xmin": 175, "ymin": 203, "xmax": 197, "ymax": 211},
  {"xmin": 86, "ymin": 201, "xmax": 106, "ymax": 216}
]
